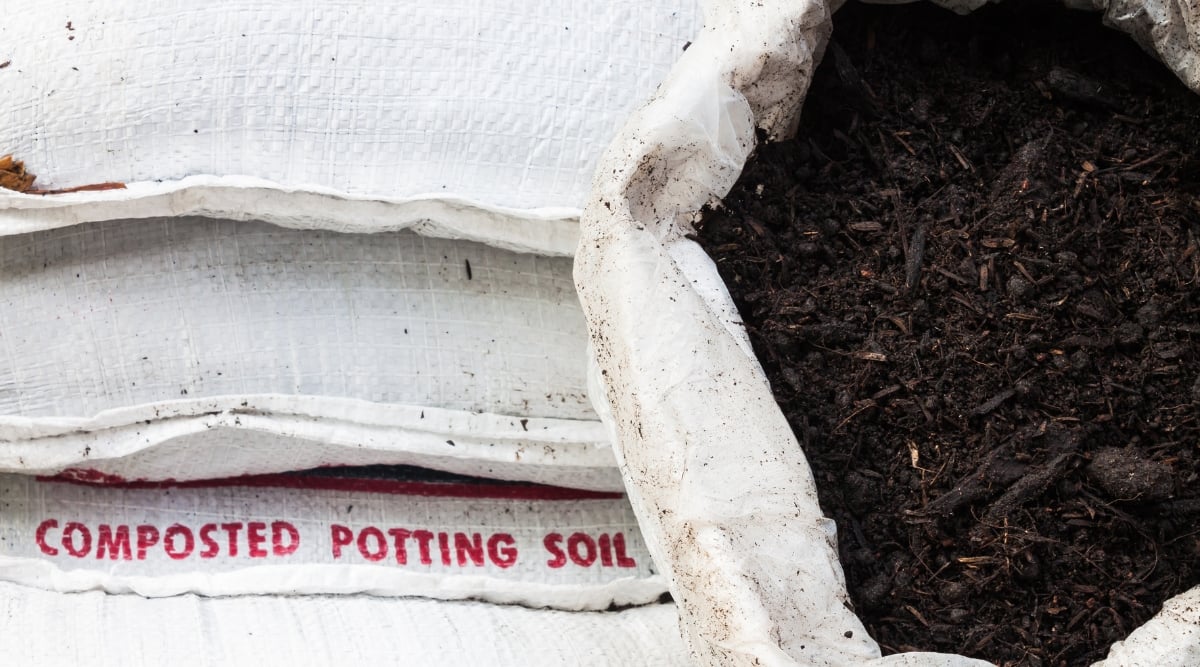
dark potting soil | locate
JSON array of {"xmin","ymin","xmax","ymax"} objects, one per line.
[{"xmin": 695, "ymin": 2, "xmax": 1199, "ymax": 665}]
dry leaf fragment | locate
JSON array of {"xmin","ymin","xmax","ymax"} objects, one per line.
[
  {"xmin": 0, "ymin": 154, "xmax": 36, "ymax": 192},
  {"xmin": 0, "ymin": 156, "xmax": 125, "ymax": 194}
]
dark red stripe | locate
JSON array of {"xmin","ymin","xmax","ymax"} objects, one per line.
[{"xmin": 38, "ymin": 470, "xmax": 624, "ymax": 501}]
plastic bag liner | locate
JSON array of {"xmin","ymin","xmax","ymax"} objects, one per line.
[{"xmin": 575, "ymin": 0, "xmax": 1199, "ymax": 664}]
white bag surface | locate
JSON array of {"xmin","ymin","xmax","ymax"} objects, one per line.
[
  {"xmin": 577, "ymin": 0, "xmax": 1199, "ymax": 664},
  {"xmin": 0, "ymin": 472, "xmax": 662, "ymax": 609},
  {"xmin": 0, "ymin": 1, "xmax": 708, "ymax": 662},
  {"xmin": 0, "ymin": 0, "xmax": 706, "ymax": 490},
  {"xmin": 0, "ymin": 582, "xmax": 691, "ymax": 666},
  {"xmin": 0, "ymin": 0, "xmax": 701, "ymax": 209},
  {"xmin": 1, "ymin": 219, "xmax": 587, "ymax": 421},
  {"xmin": 0, "ymin": 0, "xmax": 702, "ymax": 255},
  {"xmin": 0, "ymin": 218, "xmax": 621, "ymax": 489}
]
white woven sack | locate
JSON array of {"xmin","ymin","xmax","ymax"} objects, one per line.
[
  {"xmin": 577, "ymin": 0, "xmax": 1200, "ymax": 664},
  {"xmin": 0, "ymin": 0, "xmax": 705, "ymax": 490},
  {"xmin": 0, "ymin": 472, "xmax": 665, "ymax": 609},
  {"xmin": 0, "ymin": 4, "xmax": 703, "ymax": 662},
  {"xmin": 0, "ymin": 218, "xmax": 622, "ymax": 489},
  {"xmin": 0, "ymin": 582, "xmax": 692, "ymax": 667},
  {"xmin": 0, "ymin": 0, "xmax": 704, "ymax": 254}
]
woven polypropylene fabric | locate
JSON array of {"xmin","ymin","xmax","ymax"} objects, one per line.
[
  {"xmin": 0, "ymin": 0, "xmax": 703, "ymax": 211},
  {"xmin": 0, "ymin": 473, "xmax": 662, "ymax": 606},
  {"xmin": 0, "ymin": 218, "xmax": 590, "ymax": 420},
  {"xmin": 0, "ymin": 582, "xmax": 690, "ymax": 666}
]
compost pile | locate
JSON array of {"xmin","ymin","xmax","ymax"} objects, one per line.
[{"xmin": 696, "ymin": 2, "xmax": 1199, "ymax": 665}]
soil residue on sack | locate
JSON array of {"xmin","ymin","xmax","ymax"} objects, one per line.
[{"xmin": 696, "ymin": 2, "xmax": 1199, "ymax": 665}]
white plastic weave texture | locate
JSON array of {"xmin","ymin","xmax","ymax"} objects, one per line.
[
  {"xmin": 0, "ymin": 219, "xmax": 589, "ymax": 420},
  {"xmin": 0, "ymin": 0, "xmax": 702, "ymax": 210},
  {"xmin": 0, "ymin": 582, "xmax": 691, "ymax": 666}
]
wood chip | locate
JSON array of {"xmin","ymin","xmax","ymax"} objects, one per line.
[
  {"xmin": 849, "ymin": 221, "xmax": 883, "ymax": 232},
  {"xmin": 891, "ymin": 131, "xmax": 917, "ymax": 156},
  {"xmin": 905, "ymin": 225, "xmax": 926, "ymax": 292},
  {"xmin": 949, "ymin": 144, "xmax": 974, "ymax": 171},
  {"xmin": 905, "ymin": 604, "xmax": 932, "ymax": 627},
  {"xmin": 744, "ymin": 216, "xmax": 767, "ymax": 237},
  {"xmin": 935, "ymin": 267, "xmax": 970, "ymax": 285},
  {"xmin": 872, "ymin": 385, "xmax": 902, "ymax": 401},
  {"xmin": 956, "ymin": 556, "xmax": 996, "ymax": 566},
  {"xmin": 1012, "ymin": 260, "xmax": 1039, "ymax": 284},
  {"xmin": 971, "ymin": 388, "xmax": 1015, "ymax": 416},
  {"xmin": 1122, "ymin": 149, "xmax": 1170, "ymax": 172}
]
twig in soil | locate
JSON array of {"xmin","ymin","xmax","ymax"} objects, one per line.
[
  {"xmin": 934, "ymin": 266, "xmax": 970, "ymax": 286},
  {"xmin": 948, "ymin": 144, "xmax": 974, "ymax": 172},
  {"xmin": 912, "ymin": 440, "xmax": 1026, "ymax": 518},
  {"xmin": 977, "ymin": 450, "xmax": 1075, "ymax": 526},
  {"xmin": 1003, "ymin": 312, "xmax": 1042, "ymax": 322},
  {"xmin": 989, "ymin": 135, "xmax": 1050, "ymax": 206},
  {"xmin": 1120, "ymin": 149, "xmax": 1174, "ymax": 172},
  {"xmin": 826, "ymin": 40, "xmax": 878, "ymax": 111},
  {"xmin": 905, "ymin": 605, "xmax": 932, "ymax": 628},
  {"xmin": 949, "ymin": 293, "xmax": 982, "ymax": 314},
  {"xmin": 891, "ymin": 131, "xmax": 917, "ymax": 156},
  {"xmin": 970, "ymin": 388, "xmax": 1015, "ymax": 417},
  {"xmin": 833, "ymin": 401, "xmax": 877, "ymax": 433},
  {"xmin": 971, "ymin": 427, "xmax": 1083, "ymax": 534},
  {"xmin": 967, "ymin": 629, "xmax": 999, "ymax": 655},
  {"xmin": 905, "ymin": 225, "xmax": 926, "ymax": 294},
  {"xmin": 1045, "ymin": 66, "xmax": 1125, "ymax": 112},
  {"xmin": 1011, "ymin": 259, "xmax": 1041, "ymax": 286}
]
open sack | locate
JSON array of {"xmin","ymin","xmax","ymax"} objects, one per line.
[
  {"xmin": 1, "ymin": 0, "xmax": 1197, "ymax": 665},
  {"xmin": 576, "ymin": 0, "xmax": 1199, "ymax": 665}
]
